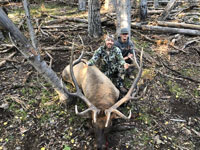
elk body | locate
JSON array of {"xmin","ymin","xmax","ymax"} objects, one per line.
[
  {"xmin": 62, "ymin": 49, "xmax": 143, "ymax": 150},
  {"xmin": 62, "ymin": 60, "xmax": 119, "ymax": 110}
]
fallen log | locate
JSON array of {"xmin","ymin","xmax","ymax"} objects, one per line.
[
  {"xmin": 157, "ymin": 21, "xmax": 200, "ymax": 30},
  {"xmin": 131, "ymin": 23, "xmax": 200, "ymax": 36},
  {"xmin": 45, "ymin": 16, "xmax": 88, "ymax": 25},
  {"xmin": 43, "ymin": 46, "xmax": 72, "ymax": 51},
  {"xmin": 148, "ymin": 9, "xmax": 178, "ymax": 15}
]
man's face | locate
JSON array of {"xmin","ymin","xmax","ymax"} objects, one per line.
[
  {"xmin": 105, "ymin": 39, "xmax": 114, "ymax": 49},
  {"xmin": 120, "ymin": 33, "xmax": 129, "ymax": 43}
]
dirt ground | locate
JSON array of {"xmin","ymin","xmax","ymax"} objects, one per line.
[{"xmin": 0, "ymin": 2, "xmax": 200, "ymax": 150}]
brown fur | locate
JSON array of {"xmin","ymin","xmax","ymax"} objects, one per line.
[{"xmin": 62, "ymin": 60, "xmax": 120, "ymax": 109}]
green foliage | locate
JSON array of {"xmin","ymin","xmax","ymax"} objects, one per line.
[
  {"xmin": 137, "ymin": 113, "xmax": 152, "ymax": 125},
  {"xmin": 15, "ymin": 109, "xmax": 28, "ymax": 121},
  {"xmin": 180, "ymin": 67, "xmax": 199, "ymax": 77},
  {"xmin": 166, "ymin": 80, "xmax": 186, "ymax": 98},
  {"xmin": 63, "ymin": 145, "xmax": 71, "ymax": 150}
]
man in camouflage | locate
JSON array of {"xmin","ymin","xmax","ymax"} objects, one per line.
[{"xmin": 87, "ymin": 35, "xmax": 129, "ymax": 93}]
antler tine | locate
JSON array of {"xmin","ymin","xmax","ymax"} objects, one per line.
[
  {"xmin": 104, "ymin": 48, "xmax": 144, "ymax": 124},
  {"xmin": 105, "ymin": 109, "xmax": 132, "ymax": 127},
  {"xmin": 72, "ymin": 35, "xmax": 86, "ymax": 66},
  {"xmin": 72, "ymin": 50, "xmax": 84, "ymax": 66},
  {"xmin": 69, "ymin": 40, "xmax": 82, "ymax": 94},
  {"xmin": 69, "ymin": 40, "xmax": 100, "ymax": 122}
]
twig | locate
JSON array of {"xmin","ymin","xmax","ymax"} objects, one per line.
[
  {"xmin": 0, "ymin": 52, "xmax": 17, "ymax": 68},
  {"xmin": 181, "ymin": 39, "xmax": 198, "ymax": 50},
  {"xmin": 43, "ymin": 46, "xmax": 72, "ymax": 51},
  {"xmin": 191, "ymin": 128, "xmax": 200, "ymax": 137},
  {"xmin": 169, "ymin": 44, "xmax": 188, "ymax": 54},
  {"xmin": 23, "ymin": 71, "xmax": 33, "ymax": 84},
  {"xmin": 157, "ymin": 70, "xmax": 184, "ymax": 81},
  {"xmin": 0, "ymin": 48, "xmax": 13, "ymax": 54},
  {"xmin": 10, "ymin": 95, "xmax": 29, "ymax": 110},
  {"xmin": 45, "ymin": 51, "xmax": 53, "ymax": 68},
  {"xmin": 161, "ymin": 60, "xmax": 200, "ymax": 83},
  {"xmin": 170, "ymin": 119, "xmax": 186, "ymax": 122}
]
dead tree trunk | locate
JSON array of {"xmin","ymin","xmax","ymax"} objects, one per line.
[
  {"xmin": 88, "ymin": 0, "xmax": 102, "ymax": 38},
  {"xmin": 23, "ymin": 0, "xmax": 38, "ymax": 49},
  {"xmin": 0, "ymin": 8, "xmax": 69, "ymax": 102},
  {"xmin": 158, "ymin": 0, "xmax": 178, "ymax": 21},
  {"xmin": 78, "ymin": 0, "xmax": 86, "ymax": 11},
  {"xmin": 116, "ymin": 0, "xmax": 132, "ymax": 36},
  {"xmin": 140, "ymin": 0, "xmax": 147, "ymax": 22},
  {"xmin": 104, "ymin": 0, "xmax": 116, "ymax": 12},
  {"xmin": 154, "ymin": 0, "xmax": 159, "ymax": 9}
]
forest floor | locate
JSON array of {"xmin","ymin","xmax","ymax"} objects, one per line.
[{"xmin": 0, "ymin": 1, "xmax": 200, "ymax": 150}]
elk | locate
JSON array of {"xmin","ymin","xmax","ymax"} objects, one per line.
[{"xmin": 62, "ymin": 46, "xmax": 143, "ymax": 150}]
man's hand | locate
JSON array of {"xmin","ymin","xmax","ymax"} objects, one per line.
[
  {"xmin": 124, "ymin": 63, "xmax": 129, "ymax": 69},
  {"xmin": 128, "ymin": 53, "xmax": 133, "ymax": 58},
  {"xmin": 124, "ymin": 54, "xmax": 133, "ymax": 60},
  {"xmin": 124, "ymin": 56, "xmax": 129, "ymax": 60}
]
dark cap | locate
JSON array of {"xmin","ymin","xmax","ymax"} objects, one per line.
[
  {"xmin": 105, "ymin": 34, "xmax": 114, "ymax": 41},
  {"xmin": 120, "ymin": 28, "xmax": 129, "ymax": 34}
]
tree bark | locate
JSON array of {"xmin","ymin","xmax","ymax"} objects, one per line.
[
  {"xmin": 23, "ymin": 0, "xmax": 38, "ymax": 49},
  {"xmin": 131, "ymin": 22, "xmax": 200, "ymax": 36},
  {"xmin": 78, "ymin": 0, "xmax": 86, "ymax": 11},
  {"xmin": 158, "ymin": 0, "xmax": 178, "ymax": 21},
  {"xmin": 154, "ymin": 0, "xmax": 159, "ymax": 9},
  {"xmin": 116, "ymin": 0, "xmax": 132, "ymax": 36},
  {"xmin": 104, "ymin": 0, "xmax": 116, "ymax": 12},
  {"xmin": 140, "ymin": 0, "xmax": 147, "ymax": 21},
  {"xmin": 88, "ymin": 0, "xmax": 102, "ymax": 38},
  {"xmin": 0, "ymin": 8, "xmax": 69, "ymax": 102}
]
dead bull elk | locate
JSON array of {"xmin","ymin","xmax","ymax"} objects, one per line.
[{"xmin": 62, "ymin": 48, "xmax": 143, "ymax": 149}]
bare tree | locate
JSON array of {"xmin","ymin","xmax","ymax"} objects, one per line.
[
  {"xmin": 104, "ymin": 0, "xmax": 116, "ymax": 12},
  {"xmin": 131, "ymin": 0, "xmax": 137, "ymax": 8},
  {"xmin": 116, "ymin": 0, "xmax": 132, "ymax": 36},
  {"xmin": 78, "ymin": 0, "xmax": 86, "ymax": 11},
  {"xmin": 140, "ymin": 0, "xmax": 147, "ymax": 21},
  {"xmin": 158, "ymin": 0, "xmax": 177, "ymax": 21},
  {"xmin": 88, "ymin": 0, "xmax": 102, "ymax": 38},
  {"xmin": 154, "ymin": 0, "xmax": 159, "ymax": 9},
  {"xmin": 22, "ymin": 0, "xmax": 38, "ymax": 49},
  {"xmin": 0, "ymin": 8, "xmax": 69, "ymax": 102}
]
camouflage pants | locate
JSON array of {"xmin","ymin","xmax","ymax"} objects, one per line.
[{"xmin": 101, "ymin": 63, "xmax": 125, "ymax": 88}]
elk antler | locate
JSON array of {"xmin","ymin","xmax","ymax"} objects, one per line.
[
  {"xmin": 104, "ymin": 48, "xmax": 144, "ymax": 127},
  {"xmin": 66, "ymin": 40, "xmax": 100, "ymax": 123}
]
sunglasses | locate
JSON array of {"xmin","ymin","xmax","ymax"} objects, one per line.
[{"xmin": 122, "ymin": 33, "xmax": 128, "ymax": 35}]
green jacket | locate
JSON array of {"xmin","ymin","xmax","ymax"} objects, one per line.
[{"xmin": 87, "ymin": 45, "xmax": 125, "ymax": 72}]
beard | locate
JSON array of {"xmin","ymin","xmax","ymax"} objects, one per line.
[{"xmin": 106, "ymin": 44, "xmax": 113, "ymax": 49}]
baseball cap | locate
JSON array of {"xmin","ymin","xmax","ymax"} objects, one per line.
[{"xmin": 120, "ymin": 28, "xmax": 129, "ymax": 34}]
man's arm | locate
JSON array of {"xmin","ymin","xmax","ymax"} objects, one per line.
[
  {"xmin": 87, "ymin": 47, "xmax": 102, "ymax": 66},
  {"xmin": 115, "ymin": 47, "xmax": 130, "ymax": 69}
]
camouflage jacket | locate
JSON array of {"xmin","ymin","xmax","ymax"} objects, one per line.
[
  {"xmin": 114, "ymin": 37, "xmax": 135, "ymax": 57},
  {"xmin": 87, "ymin": 45, "xmax": 125, "ymax": 73}
]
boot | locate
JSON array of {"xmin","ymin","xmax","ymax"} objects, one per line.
[{"xmin": 119, "ymin": 86, "xmax": 128, "ymax": 94}]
